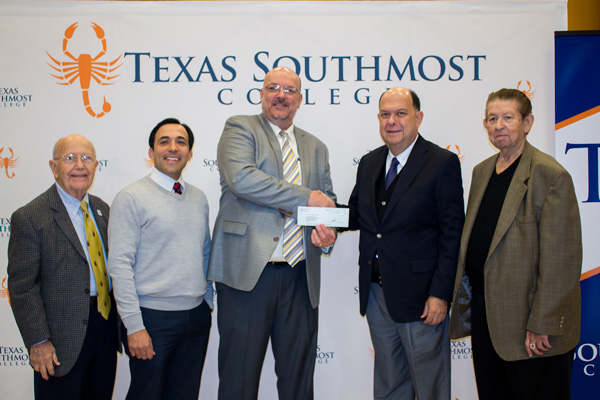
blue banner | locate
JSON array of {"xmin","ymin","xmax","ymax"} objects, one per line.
[{"xmin": 555, "ymin": 31, "xmax": 600, "ymax": 398}]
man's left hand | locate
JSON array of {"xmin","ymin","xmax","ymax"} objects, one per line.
[
  {"xmin": 420, "ymin": 296, "xmax": 448, "ymax": 325},
  {"xmin": 29, "ymin": 340, "xmax": 60, "ymax": 380},
  {"xmin": 311, "ymin": 224, "xmax": 336, "ymax": 248},
  {"xmin": 526, "ymin": 330, "xmax": 551, "ymax": 357}
]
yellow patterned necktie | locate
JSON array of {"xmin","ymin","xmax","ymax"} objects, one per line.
[
  {"xmin": 279, "ymin": 131, "xmax": 304, "ymax": 267},
  {"xmin": 80, "ymin": 201, "xmax": 111, "ymax": 319}
]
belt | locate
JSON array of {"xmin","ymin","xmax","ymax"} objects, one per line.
[
  {"xmin": 267, "ymin": 261, "xmax": 289, "ymax": 266},
  {"xmin": 90, "ymin": 292, "xmax": 114, "ymax": 307}
]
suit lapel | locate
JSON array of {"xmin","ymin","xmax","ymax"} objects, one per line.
[
  {"xmin": 48, "ymin": 184, "xmax": 87, "ymax": 261},
  {"xmin": 259, "ymin": 114, "xmax": 285, "ymax": 179},
  {"xmin": 295, "ymin": 128, "xmax": 310, "ymax": 186},
  {"xmin": 487, "ymin": 142, "xmax": 533, "ymax": 261},
  {"xmin": 460, "ymin": 156, "xmax": 496, "ymax": 260},
  {"xmin": 381, "ymin": 135, "xmax": 427, "ymax": 224},
  {"xmin": 365, "ymin": 147, "xmax": 387, "ymax": 224}
]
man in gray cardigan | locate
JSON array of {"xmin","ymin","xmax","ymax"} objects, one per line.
[{"xmin": 108, "ymin": 118, "xmax": 213, "ymax": 400}]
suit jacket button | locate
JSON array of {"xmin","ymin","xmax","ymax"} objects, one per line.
[
  {"xmin": 274, "ymin": 237, "xmax": 279, "ymax": 242},
  {"xmin": 82, "ymin": 319, "xmax": 88, "ymax": 325},
  {"xmin": 84, "ymin": 288, "xmax": 90, "ymax": 294},
  {"xmin": 381, "ymin": 201, "xmax": 386, "ymax": 206},
  {"xmin": 376, "ymin": 233, "xmax": 382, "ymax": 239}
]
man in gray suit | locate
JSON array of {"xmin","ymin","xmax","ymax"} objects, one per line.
[
  {"xmin": 208, "ymin": 66, "xmax": 337, "ymax": 400},
  {"xmin": 8, "ymin": 134, "xmax": 119, "ymax": 400}
]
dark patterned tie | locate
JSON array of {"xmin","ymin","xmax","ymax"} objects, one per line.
[
  {"xmin": 385, "ymin": 157, "xmax": 400, "ymax": 190},
  {"xmin": 173, "ymin": 182, "xmax": 183, "ymax": 194}
]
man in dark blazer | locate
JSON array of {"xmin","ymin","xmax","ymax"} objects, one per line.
[
  {"xmin": 208, "ymin": 67, "xmax": 337, "ymax": 400},
  {"xmin": 346, "ymin": 88, "xmax": 464, "ymax": 400},
  {"xmin": 8, "ymin": 134, "xmax": 119, "ymax": 400}
]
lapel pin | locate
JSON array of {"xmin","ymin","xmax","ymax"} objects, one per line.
[{"xmin": 97, "ymin": 210, "xmax": 103, "ymax": 217}]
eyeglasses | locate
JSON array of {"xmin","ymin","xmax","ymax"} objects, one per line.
[
  {"xmin": 55, "ymin": 154, "xmax": 96, "ymax": 165},
  {"xmin": 263, "ymin": 84, "xmax": 300, "ymax": 95}
]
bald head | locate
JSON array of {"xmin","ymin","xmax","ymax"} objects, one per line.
[
  {"xmin": 379, "ymin": 87, "xmax": 421, "ymax": 112},
  {"xmin": 52, "ymin": 134, "xmax": 96, "ymax": 160},
  {"xmin": 265, "ymin": 67, "xmax": 301, "ymax": 91}
]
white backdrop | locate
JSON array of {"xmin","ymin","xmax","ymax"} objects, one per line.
[{"xmin": 0, "ymin": 1, "xmax": 566, "ymax": 399}]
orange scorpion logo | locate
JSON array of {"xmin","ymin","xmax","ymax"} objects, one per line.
[
  {"xmin": 144, "ymin": 157, "xmax": 155, "ymax": 168},
  {"xmin": 517, "ymin": 80, "xmax": 536, "ymax": 100},
  {"xmin": 0, "ymin": 277, "xmax": 10, "ymax": 306},
  {"xmin": 47, "ymin": 22, "xmax": 122, "ymax": 118},
  {"xmin": 0, "ymin": 147, "xmax": 19, "ymax": 179},
  {"xmin": 446, "ymin": 144, "xmax": 465, "ymax": 163}
]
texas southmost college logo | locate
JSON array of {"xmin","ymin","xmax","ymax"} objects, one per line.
[
  {"xmin": 446, "ymin": 144, "xmax": 465, "ymax": 163},
  {"xmin": 46, "ymin": 22, "xmax": 122, "ymax": 118},
  {"xmin": 517, "ymin": 80, "xmax": 536, "ymax": 99},
  {"xmin": 0, "ymin": 277, "xmax": 9, "ymax": 306},
  {"xmin": 0, "ymin": 147, "xmax": 18, "ymax": 179}
]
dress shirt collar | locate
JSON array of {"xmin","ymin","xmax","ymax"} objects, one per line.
[
  {"xmin": 150, "ymin": 167, "xmax": 185, "ymax": 193},
  {"xmin": 56, "ymin": 183, "xmax": 90, "ymax": 216},
  {"xmin": 267, "ymin": 120, "xmax": 297, "ymax": 148},
  {"xmin": 386, "ymin": 135, "xmax": 418, "ymax": 172}
]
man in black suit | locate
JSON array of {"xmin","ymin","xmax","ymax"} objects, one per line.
[
  {"xmin": 8, "ymin": 134, "xmax": 119, "ymax": 400},
  {"xmin": 346, "ymin": 88, "xmax": 464, "ymax": 399}
]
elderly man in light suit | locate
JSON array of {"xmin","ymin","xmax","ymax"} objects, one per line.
[
  {"xmin": 8, "ymin": 134, "xmax": 119, "ymax": 400},
  {"xmin": 208, "ymin": 67, "xmax": 336, "ymax": 400}
]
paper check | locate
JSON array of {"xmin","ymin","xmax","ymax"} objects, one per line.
[{"xmin": 297, "ymin": 207, "xmax": 349, "ymax": 228}]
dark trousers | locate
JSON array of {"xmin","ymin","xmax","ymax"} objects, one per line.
[
  {"xmin": 471, "ymin": 290, "xmax": 574, "ymax": 400},
  {"xmin": 216, "ymin": 260, "xmax": 318, "ymax": 400},
  {"xmin": 34, "ymin": 304, "xmax": 118, "ymax": 400},
  {"xmin": 125, "ymin": 302, "xmax": 212, "ymax": 400}
]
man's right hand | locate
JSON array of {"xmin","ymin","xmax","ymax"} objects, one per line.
[
  {"xmin": 30, "ymin": 340, "xmax": 60, "ymax": 380},
  {"xmin": 127, "ymin": 329, "xmax": 155, "ymax": 360},
  {"xmin": 308, "ymin": 190, "xmax": 335, "ymax": 208}
]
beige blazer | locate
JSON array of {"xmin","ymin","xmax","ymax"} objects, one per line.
[{"xmin": 449, "ymin": 142, "xmax": 582, "ymax": 361}]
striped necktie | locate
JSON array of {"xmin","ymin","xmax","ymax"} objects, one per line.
[
  {"xmin": 279, "ymin": 131, "xmax": 304, "ymax": 267},
  {"xmin": 80, "ymin": 201, "xmax": 111, "ymax": 319},
  {"xmin": 173, "ymin": 181, "xmax": 183, "ymax": 194}
]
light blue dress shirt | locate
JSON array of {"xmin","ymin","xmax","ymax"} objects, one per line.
[{"xmin": 56, "ymin": 184, "xmax": 111, "ymax": 295}]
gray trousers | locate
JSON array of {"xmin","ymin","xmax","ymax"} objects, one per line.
[
  {"xmin": 366, "ymin": 283, "xmax": 451, "ymax": 400},
  {"xmin": 216, "ymin": 261, "xmax": 318, "ymax": 400}
]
